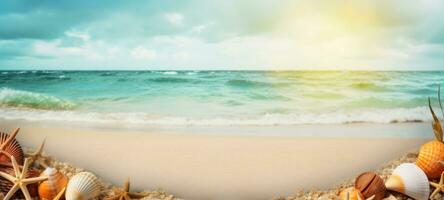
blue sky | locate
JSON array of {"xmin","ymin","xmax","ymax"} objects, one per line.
[{"xmin": 1, "ymin": 0, "xmax": 444, "ymax": 70}]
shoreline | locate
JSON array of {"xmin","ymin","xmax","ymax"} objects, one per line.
[
  {"xmin": 0, "ymin": 120, "xmax": 431, "ymax": 200},
  {"xmin": 0, "ymin": 119, "xmax": 434, "ymax": 138}
]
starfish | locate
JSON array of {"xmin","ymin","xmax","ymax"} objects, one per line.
[
  {"xmin": 0, "ymin": 128, "xmax": 20, "ymax": 163},
  {"xmin": 0, "ymin": 156, "xmax": 48, "ymax": 200},
  {"xmin": 430, "ymin": 172, "xmax": 444, "ymax": 199},
  {"xmin": 105, "ymin": 178, "xmax": 149, "ymax": 200},
  {"xmin": 26, "ymin": 138, "xmax": 49, "ymax": 169}
]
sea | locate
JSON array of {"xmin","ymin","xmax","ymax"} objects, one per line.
[{"xmin": 0, "ymin": 70, "xmax": 443, "ymax": 126}]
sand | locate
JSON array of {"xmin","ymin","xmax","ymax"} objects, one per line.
[{"xmin": 0, "ymin": 120, "xmax": 432, "ymax": 200}]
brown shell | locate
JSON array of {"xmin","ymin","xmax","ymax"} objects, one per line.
[
  {"xmin": 0, "ymin": 167, "xmax": 41, "ymax": 199},
  {"xmin": 39, "ymin": 168, "xmax": 68, "ymax": 200},
  {"xmin": 0, "ymin": 132, "xmax": 24, "ymax": 164},
  {"xmin": 339, "ymin": 187, "xmax": 364, "ymax": 200},
  {"xmin": 416, "ymin": 140, "xmax": 444, "ymax": 179},
  {"xmin": 355, "ymin": 172, "xmax": 386, "ymax": 200}
]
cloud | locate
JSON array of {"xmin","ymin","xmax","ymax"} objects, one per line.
[
  {"xmin": 1, "ymin": 0, "xmax": 444, "ymax": 70},
  {"xmin": 131, "ymin": 47, "xmax": 157, "ymax": 60},
  {"xmin": 164, "ymin": 12, "xmax": 184, "ymax": 26}
]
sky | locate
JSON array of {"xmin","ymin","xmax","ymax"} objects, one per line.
[{"xmin": 1, "ymin": 0, "xmax": 444, "ymax": 70}]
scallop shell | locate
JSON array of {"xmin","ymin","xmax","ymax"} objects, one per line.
[
  {"xmin": 0, "ymin": 131, "xmax": 24, "ymax": 164},
  {"xmin": 0, "ymin": 166, "xmax": 41, "ymax": 199},
  {"xmin": 416, "ymin": 140, "xmax": 444, "ymax": 179},
  {"xmin": 66, "ymin": 172, "xmax": 101, "ymax": 200},
  {"xmin": 385, "ymin": 163, "xmax": 430, "ymax": 200},
  {"xmin": 339, "ymin": 187, "xmax": 364, "ymax": 200},
  {"xmin": 39, "ymin": 167, "xmax": 69, "ymax": 200}
]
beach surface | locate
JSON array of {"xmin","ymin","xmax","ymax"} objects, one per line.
[{"xmin": 0, "ymin": 120, "xmax": 432, "ymax": 200}]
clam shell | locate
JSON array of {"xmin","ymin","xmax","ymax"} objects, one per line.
[
  {"xmin": 66, "ymin": 172, "xmax": 101, "ymax": 200},
  {"xmin": 385, "ymin": 163, "xmax": 430, "ymax": 200},
  {"xmin": 0, "ymin": 166, "xmax": 41, "ymax": 199},
  {"xmin": 339, "ymin": 187, "xmax": 364, "ymax": 200},
  {"xmin": 0, "ymin": 131, "xmax": 24, "ymax": 164},
  {"xmin": 39, "ymin": 167, "xmax": 69, "ymax": 200},
  {"xmin": 416, "ymin": 140, "xmax": 444, "ymax": 179},
  {"xmin": 355, "ymin": 172, "xmax": 386, "ymax": 200}
]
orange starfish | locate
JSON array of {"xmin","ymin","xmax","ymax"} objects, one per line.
[
  {"xmin": 0, "ymin": 156, "xmax": 48, "ymax": 200},
  {"xmin": 105, "ymin": 178, "xmax": 148, "ymax": 200}
]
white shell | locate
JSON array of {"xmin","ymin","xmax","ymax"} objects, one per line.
[
  {"xmin": 66, "ymin": 172, "xmax": 101, "ymax": 200},
  {"xmin": 385, "ymin": 163, "xmax": 429, "ymax": 200}
]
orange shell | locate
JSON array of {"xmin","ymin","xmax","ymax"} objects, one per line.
[
  {"xmin": 38, "ymin": 168, "xmax": 69, "ymax": 200},
  {"xmin": 0, "ymin": 132, "xmax": 24, "ymax": 164},
  {"xmin": 339, "ymin": 187, "xmax": 364, "ymax": 200},
  {"xmin": 416, "ymin": 140, "xmax": 444, "ymax": 179}
]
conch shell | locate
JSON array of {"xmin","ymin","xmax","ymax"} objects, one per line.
[
  {"xmin": 66, "ymin": 172, "xmax": 101, "ymax": 200},
  {"xmin": 39, "ymin": 167, "xmax": 69, "ymax": 200}
]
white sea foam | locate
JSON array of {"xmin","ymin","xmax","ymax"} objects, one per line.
[
  {"xmin": 0, "ymin": 106, "xmax": 433, "ymax": 126},
  {"xmin": 162, "ymin": 71, "xmax": 178, "ymax": 75}
]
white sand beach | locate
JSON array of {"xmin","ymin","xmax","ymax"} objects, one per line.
[{"xmin": 0, "ymin": 120, "xmax": 432, "ymax": 200}]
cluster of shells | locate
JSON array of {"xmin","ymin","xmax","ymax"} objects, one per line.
[
  {"xmin": 333, "ymin": 95, "xmax": 444, "ymax": 200},
  {"xmin": 278, "ymin": 95, "xmax": 444, "ymax": 200},
  {"xmin": 0, "ymin": 128, "xmax": 181, "ymax": 200}
]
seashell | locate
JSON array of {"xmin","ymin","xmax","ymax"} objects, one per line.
[
  {"xmin": 0, "ymin": 166, "xmax": 41, "ymax": 199},
  {"xmin": 0, "ymin": 130, "xmax": 24, "ymax": 164},
  {"xmin": 339, "ymin": 187, "xmax": 364, "ymax": 200},
  {"xmin": 39, "ymin": 167, "xmax": 69, "ymax": 200},
  {"xmin": 66, "ymin": 172, "xmax": 101, "ymax": 200},
  {"xmin": 355, "ymin": 172, "xmax": 386, "ymax": 200},
  {"xmin": 385, "ymin": 163, "xmax": 430, "ymax": 200},
  {"xmin": 416, "ymin": 140, "xmax": 444, "ymax": 179}
]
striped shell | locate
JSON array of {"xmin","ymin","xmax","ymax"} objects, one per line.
[
  {"xmin": 0, "ymin": 167, "xmax": 41, "ymax": 199},
  {"xmin": 39, "ymin": 168, "xmax": 69, "ymax": 200},
  {"xmin": 66, "ymin": 172, "xmax": 101, "ymax": 200},
  {"xmin": 0, "ymin": 131, "xmax": 24, "ymax": 164},
  {"xmin": 416, "ymin": 140, "xmax": 444, "ymax": 179},
  {"xmin": 355, "ymin": 172, "xmax": 386, "ymax": 200},
  {"xmin": 385, "ymin": 163, "xmax": 430, "ymax": 200},
  {"xmin": 339, "ymin": 187, "xmax": 364, "ymax": 200}
]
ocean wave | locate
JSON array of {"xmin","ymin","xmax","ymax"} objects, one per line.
[
  {"xmin": 148, "ymin": 77, "xmax": 193, "ymax": 83},
  {"xmin": 0, "ymin": 88, "xmax": 75, "ymax": 110},
  {"xmin": 350, "ymin": 82, "xmax": 387, "ymax": 91},
  {"xmin": 0, "ymin": 106, "xmax": 433, "ymax": 126},
  {"xmin": 226, "ymin": 79, "xmax": 272, "ymax": 88},
  {"xmin": 160, "ymin": 71, "xmax": 178, "ymax": 75}
]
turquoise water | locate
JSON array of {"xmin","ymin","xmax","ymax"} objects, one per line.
[{"xmin": 0, "ymin": 70, "xmax": 443, "ymax": 125}]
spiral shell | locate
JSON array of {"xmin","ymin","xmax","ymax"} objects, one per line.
[
  {"xmin": 0, "ymin": 167, "xmax": 41, "ymax": 199},
  {"xmin": 39, "ymin": 167, "xmax": 69, "ymax": 200},
  {"xmin": 0, "ymin": 131, "xmax": 24, "ymax": 164},
  {"xmin": 416, "ymin": 140, "xmax": 444, "ymax": 179},
  {"xmin": 66, "ymin": 172, "xmax": 101, "ymax": 200}
]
